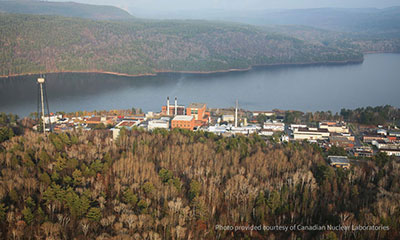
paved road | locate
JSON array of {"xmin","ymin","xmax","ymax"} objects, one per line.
[{"xmin": 349, "ymin": 123, "xmax": 363, "ymax": 147}]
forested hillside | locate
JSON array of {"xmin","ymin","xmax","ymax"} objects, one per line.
[
  {"xmin": 151, "ymin": 7, "xmax": 400, "ymax": 36},
  {"xmin": 0, "ymin": 14, "xmax": 363, "ymax": 77},
  {"xmin": 263, "ymin": 25, "xmax": 400, "ymax": 54},
  {"xmin": 141, "ymin": 7, "xmax": 400, "ymax": 54},
  {"xmin": 0, "ymin": 128, "xmax": 399, "ymax": 239},
  {"xmin": 0, "ymin": 0, "xmax": 133, "ymax": 20}
]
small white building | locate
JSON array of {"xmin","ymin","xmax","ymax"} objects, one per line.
[
  {"xmin": 231, "ymin": 125, "xmax": 261, "ymax": 135},
  {"xmin": 222, "ymin": 115, "xmax": 235, "ymax": 122},
  {"xmin": 259, "ymin": 129, "xmax": 274, "ymax": 136},
  {"xmin": 377, "ymin": 129, "xmax": 388, "ymax": 136},
  {"xmin": 43, "ymin": 114, "xmax": 62, "ymax": 124},
  {"xmin": 389, "ymin": 131, "xmax": 400, "ymax": 137},
  {"xmin": 380, "ymin": 149, "xmax": 400, "ymax": 157},
  {"xmin": 371, "ymin": 140, "xmax": 400, "ymax": 150},
  {"xmin": 206, "ymin": 125, "xmax": 229, "ymax": 134},
  {"xmin": 146, "ymin": 112, "xmax": 154, "ymax": 119},
  {"xmin": 289, "ymin": 124, "xmax": 307, "ymax": 130},
  {"xmin": 253, "ymin": 111, "xmax": 275, "ymax": 117},
  {"xmin": 148, "ymin": 119, "xmax": 170, "ymax": 130},
  {"xmin": 263, "ymin": 121, "xmax": 285, "ymax": 132}
]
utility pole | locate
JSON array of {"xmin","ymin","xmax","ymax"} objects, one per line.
[{"xmin": 235, "ymin": 99, "xmax": 238, "ymax": 128}]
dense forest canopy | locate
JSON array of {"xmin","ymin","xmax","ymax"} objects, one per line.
[
  {"xmin": 281, "ymin": 105, "xmax": 400, "ymax": 126},
  {"xmin": 0, "ymin": 113, "xmax": 21, "ymax": 144},
  {"xmin": 340, "ymin": 105, "xmax": 400, "ymax": 125},
  {"xmin": 0, "ymin": 13, "xmax": 364, "ymax": 77},
  {"xmin": 0, "ymin": 125, "xmax": 399, "ymax": 239}
]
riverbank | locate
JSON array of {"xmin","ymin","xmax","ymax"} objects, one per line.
[{"xmin": 0, "ymin": 58, "xmax": 364, "ymax": 79}]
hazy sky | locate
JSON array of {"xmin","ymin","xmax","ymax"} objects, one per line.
[{"xmin": 52, "ymin": 0, "xmax": 400, "ymax": 11}]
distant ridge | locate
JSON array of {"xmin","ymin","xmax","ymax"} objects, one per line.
[
  {"xmin": 137, "ymin": 7, "xmax": 400, "ymax": 37},
  {"xmin": 0, "ymin": 0, "xmax": 133, "ymax": 20}
]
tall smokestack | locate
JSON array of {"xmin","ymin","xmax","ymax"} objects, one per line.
[
  {"xmin": 235, "ymin": 99, "xmax": 238, "ymax": 128},
  {"xmin": 167, "ymin": 97, "xmax": 170, "ymax": 115},
  {"xmin": 175, "ymin": 96, "xmax": 178, "ymax": 116}
]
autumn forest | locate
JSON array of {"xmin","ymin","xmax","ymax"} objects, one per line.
[{"xmin": 0, "ymin": 113, "xmax": 399, "ymax": 239}]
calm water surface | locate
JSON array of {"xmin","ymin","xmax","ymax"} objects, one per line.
[{"xmin": 0, "ymin": 53, "xmax": 399, "ymax": 117}]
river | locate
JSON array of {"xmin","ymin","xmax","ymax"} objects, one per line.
[{"xmin": 0, "ymin": 53, "xmax": 399, "ymax": 117}]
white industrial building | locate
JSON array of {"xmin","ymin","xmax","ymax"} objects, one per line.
[
  {"xmin": 205, "ymin": 124, "xmax": 261, "ymax": 135},
  {"xmin": 263, "ymin": 121, "xmax": 285, "ymax": 132},
  {"xmin": 253, "ymin": 111, "xmax": 275, "ymax": 117},
  {"xmin": 259, "ymin": 129, "xmax": 274, "ymax": 136},
  {"xmin": 292, "ymin": 127, "xmax": 330, "ymax": 140},
  {"xmin": 222, "ymin": 115, "xmax": 235, "ymax": 122},
  {"xmin": 231, "ymin": 125, "xmax": 261, "ymax": 135},
  {"xmin": 42, "ymin": 114, "xmax": 62, "ymax": 124},
  {"xmin": 148, "ymin": 118, "xmax": 170, "ymax": 130},
  {"xmin": 319, "ymin": 121, "xmax": 349, "ymax": 133},
  {"xmin": 289, "ymin": 124, "xmax": 307, "ymax": 130},
  {"xmin": 372, "ymin": 140, "xmax": 400, "ymax": 149},
  {"xmin": 206, "ymin": 125, "xmax": 229, "ymax": 134},
  {"xmin": 380, "ymin": 149, "xmax": 400, "ymax": 157}
]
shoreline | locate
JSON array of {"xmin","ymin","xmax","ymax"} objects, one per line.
[
  {"xmin": 0, "ymin": 58, "xmax": 364, "ymax": 79},
  {"xmin": 0, "ymin": 70, "xmax": 158, "ymax": 79}
]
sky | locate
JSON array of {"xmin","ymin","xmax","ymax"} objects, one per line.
[{"xmin": 51, "ymin": 0, "xmax": 400, "ymax": 11}]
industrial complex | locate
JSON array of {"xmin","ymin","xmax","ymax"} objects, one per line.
[{"xmin": 36, "ymin": 94, "xmax": 400, "ymax": 169}]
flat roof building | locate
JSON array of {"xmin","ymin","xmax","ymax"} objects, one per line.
[
  {"xmin": 293, "ymin": 127, "xmax": 330, "ymax": 141},
  {"xmin": 186, "ymin": 103, "xmax": 209, "ymax": 127},
  {"xmin": 148, "ymin": 119, "xmax": 170, "ymax": 131},
  {"xmin": 206, "ymin": 125, "xmax": 228, "ymax": 135},
  {"xmin": 263, "ymin": 121, "xmax": 285, "ymax": 132},
  {"xmin": 379, "ymin": 149, "xmax": 400, "ymax": 157},
  {"xmin": 253, "ymin": 111, "xmax": 275, "ymax": 117},
  {"xmin": 353, "ymin": 146, "xmax": 373, "ymax": 157},
  {"xmin": 222, "ymin": 115, "xmax": 235, "ymax": 122},
  {"xmin": 319, "ymin": 121, "xmax": 349, "ymax": 133},
  {"xmin": 328, "ymin": 156, "xmax": 350, "ymax": 169},
  {"xmin": 363, "ymin": 135, "xmax": 386, "ymax": 143},
  {"xmin": 115, "ymin": 120, "xmax": 139, "ymax": 130},
  {"xmin": 259, "ymin": 129, "xmax": 274, "ymax": 136},
  {"xmin": 171, "ymin": 115, "xmax": 195, "ymax": 130}
]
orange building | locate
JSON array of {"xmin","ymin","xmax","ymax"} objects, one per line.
[
  {"xmin": 161, "ymin": 96, "xmax": 185, "ymax": 116},
  {"xmin": 161, "ymin": 105, "xmax": 185, "ymax": 115},
  {"xmin": 186, "ymin": 103, "xmax": 209, "ymax": 127},
  {"xmin": 171, "ymin": 116, "xmax": 195, "ymax": 130}
]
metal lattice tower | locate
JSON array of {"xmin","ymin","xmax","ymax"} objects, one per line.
[{"xmin": 37, "ymin": 76, "xmax": 52, "ymax": 133}]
